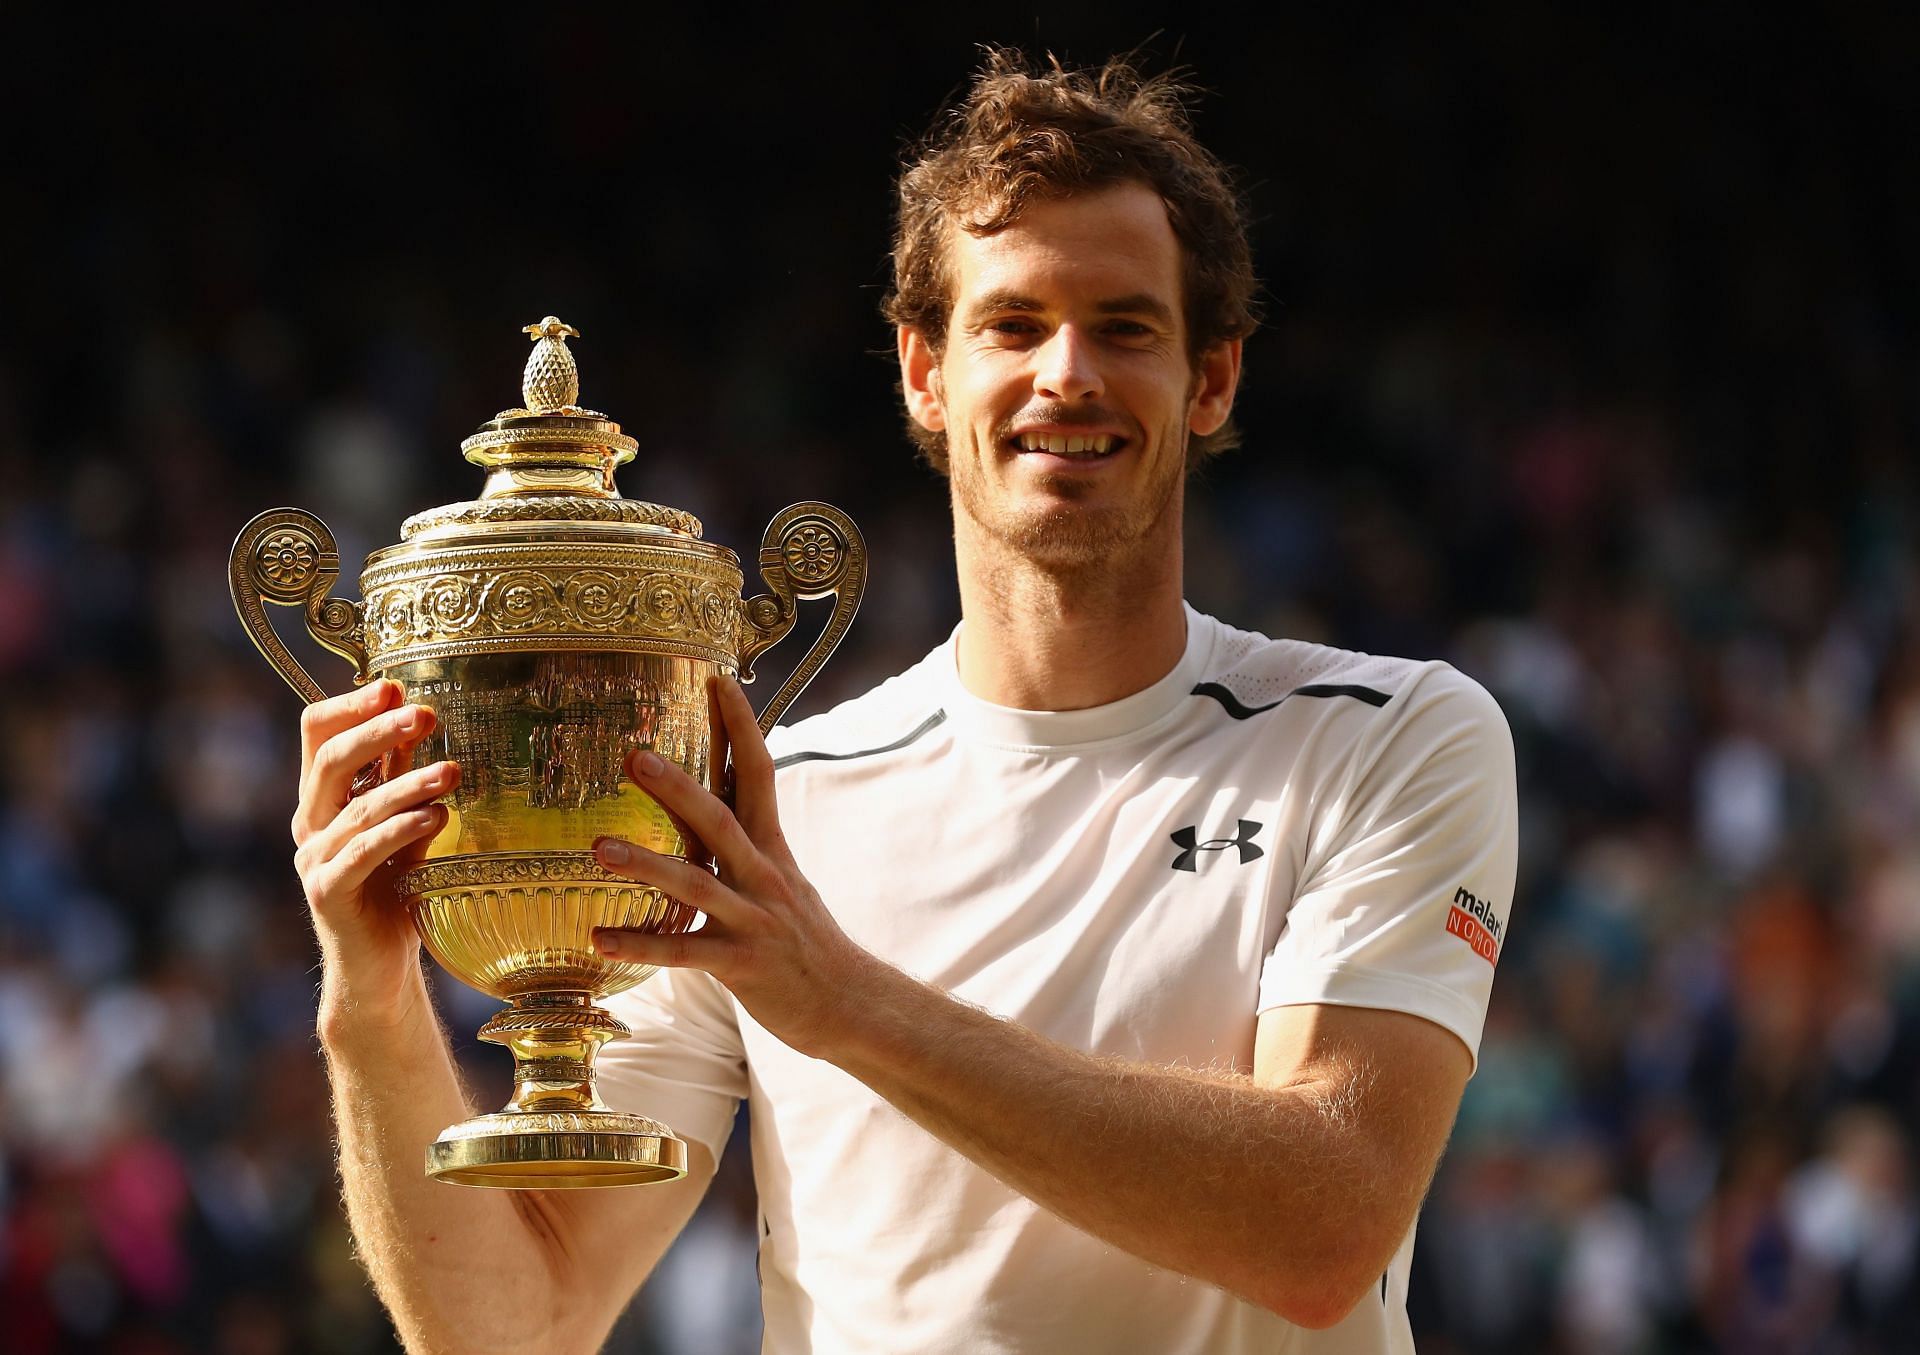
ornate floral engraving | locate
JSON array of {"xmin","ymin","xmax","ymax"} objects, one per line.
[
  {"xmin": 783, "ymin": 521, "xmax": 842, "ymax": 585},
  {"xmin": 255, "ymin": 530, "xmax": 317, "ymax": 589},
  {"xmin": 485, "ymin": 571, "xmax": 557, "ymax": 631},
  {"xmin": 400, "ymin": 852, "xmax": 636, "ymax": 893},
  {"xmin": 419, "ymin": 574, "xmax": 482, "ymax": 632},
  {"xmin": 376, "ymin": 591, "xmax": 414, "ymax": 644},
  {"xmin": 311, "ymin": 597, "xmax": 365, "ymax": 656},
  {"xmin": 745, "ymin": 595, "xmax": 786, "ymax": 630},
  {"xmin": 698, "ymin": 589, "xmax": 732, "ymax": 635},
  {"xmin": 565, "ymin": 571, "xmax": 627, "ymax": 627},
  {"xmin": 356, "ymin": 550, "xmax": 744, "ymax": 666}
]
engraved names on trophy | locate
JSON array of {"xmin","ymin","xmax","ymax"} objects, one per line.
[{"xmin": 402, "ymin": 654, "xmax": 711, "ymax": 856}]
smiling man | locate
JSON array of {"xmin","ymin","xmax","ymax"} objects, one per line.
[{"xmin": 294, "ymin": 50, "xmax": 1517, "ymax": 1355}]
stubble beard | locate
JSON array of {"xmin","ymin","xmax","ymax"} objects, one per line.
[{"xmin": 948, "ymin": 426, "xmax": 1187, "ymax": 578}]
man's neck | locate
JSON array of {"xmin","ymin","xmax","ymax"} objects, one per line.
[{"xmin": 951, "ymin": 514, "xmax": 1188, "ymax": 713}]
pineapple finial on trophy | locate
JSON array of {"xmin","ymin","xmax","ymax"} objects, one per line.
[{"xmin": 521, "ymin": 315, "xmax": 581, "ymax": 413}]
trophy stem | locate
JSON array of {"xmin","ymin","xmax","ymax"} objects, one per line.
[
  {"xmin": 424, "ymin": 992, "xmax": 687, "ymax": 1189},
  {"xmin": 485, "ymin": 991, "xmax": 622, "ymax": 1114}
]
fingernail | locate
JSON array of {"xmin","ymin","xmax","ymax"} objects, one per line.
[
  {"xmin": 398, "ymin": 710, "xmax": 417, "ymax": 733},
  {"xmin": 599, "ymin": 838, "xmax": 632, "ymax": 866},
  {"xmin": 594, "ymin": 931, "xmax": 619, "ymax": 956},
  {"xmin": 635, "ymin": 751, "xmax": 665, "ymax": 778}
]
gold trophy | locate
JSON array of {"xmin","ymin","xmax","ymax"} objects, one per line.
[{"xmin": 230, "ymin": 316, "xmax": 865, "ymax": 1188}]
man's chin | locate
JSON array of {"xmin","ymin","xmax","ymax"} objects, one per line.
[
  {"xmin": 990, "ymin": 505, "xmax": 1137, "ymax": 569},
  {"xmin": 952, "ymin": 463, "xmax": 1181, "ymax": 571}
]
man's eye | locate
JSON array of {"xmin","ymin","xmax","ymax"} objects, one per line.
[
  {"xmin": 989, "ymin": 318, "xmax": 1039, "ymax": 336},
  {"xmin": 1105, "ymin": 320, "xmax": 1151, "ymax": 337}
]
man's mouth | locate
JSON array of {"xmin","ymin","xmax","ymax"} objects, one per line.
[{"xmin": 1006, "ymin": 431, "xmax": 1126, "ymax": 460}]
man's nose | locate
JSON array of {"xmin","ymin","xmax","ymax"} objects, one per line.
[{"xmin": 1032, "ymin": 326, "xmax": 1103, "ymax": 402}]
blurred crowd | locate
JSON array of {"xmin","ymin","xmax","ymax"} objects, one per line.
[{"xmin": 4, "ymin": 10, "xmax": 1916, "ymax": 1354}]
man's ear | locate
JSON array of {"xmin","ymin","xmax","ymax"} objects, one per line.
[
  {"xmin": 1187, "ymin": 338, "xmax": 1243, "ymax": 438},
  {"xmin": 898, "ymin": 325, "xmax": 946, "ymax": 433}
]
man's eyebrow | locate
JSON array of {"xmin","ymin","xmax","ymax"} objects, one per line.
[
  {"xmin": 1095, "ymin": 293, "xmax": 1176, "ymax": 325},
  {"xmin": 961, "ymin": 290, "xmax": 1177, "ymax": 325},
  {"xmin": 961, "ymin": 289, "xmax": 1046, "ymax": 322}
]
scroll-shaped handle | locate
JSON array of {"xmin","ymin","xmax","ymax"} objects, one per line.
[
  {"xmin": 229, "ymin": 508, "xmax": 370, "ymax": 704},
  {"xmin": 739, "ymin": 502, "xmax": 867, "ymax": 733}
]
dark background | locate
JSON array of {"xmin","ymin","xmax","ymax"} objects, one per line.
[{"xmin": 3, "ymin": 7, "xmax": 1918, "ymax": 1352}]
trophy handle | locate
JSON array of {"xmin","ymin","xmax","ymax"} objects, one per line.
[
  {"xmin": 739, "ymin": 502, "xmax": 866, "ymax": 733},
  {"xmin": 229, "ymin": 507, "xmax": 370, "ymax": 703}
]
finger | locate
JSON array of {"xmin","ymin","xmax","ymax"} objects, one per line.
[
  {"xmin": 715, "ymin": 676, "xmax": 788, "ymax": 855},
  {"xmin": 592, "ymin": 837, "xmax": 753, "ymax": 924},
  {"xmin": 304, "ymin": 760, "xmax": 459, "ymax": 869},
  {"xmin": 304, "ymin": 695, "xmax": 421, "ymax": 813},
  {"xmin": 300, "ymin": 680, "xmax": 400, "ymax": 780},
  {"xmin": 297, "ymin": 701, "xmax": 439, "ymax": 839},
  {"xmin": 624, "ymin": 747, "xmax": 780, "ymax": 890},
  {"xmin": 378, "ymin": 716, "xmax": 440, "ymax": 794},
  {"xmin": 309, "ymin": 803, "xmax": 448, "ymax": 911},
  {"xmin": 592, "ymin": 924, "xmax": 732, "ymax": 975},
  {"xmin": 650, "ymin": 797, "xmax": 715, "ymax": 873},
  {"xmin": 706, "ymin": 682, "xmax": 731, "ymax": 808}
]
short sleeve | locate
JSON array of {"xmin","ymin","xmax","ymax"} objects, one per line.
[
  {"xmin": 1258, "ymin": 664, "xmax": 1518, "ymax": 1072},
  {"xmin": 597, "ymin": 967, "xmax": 749, "ymax": 1162}
]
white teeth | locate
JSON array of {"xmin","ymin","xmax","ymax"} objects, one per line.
[{"xmin": 1015, "ymin": 433, "xmax": 1117, "ymax": 457}]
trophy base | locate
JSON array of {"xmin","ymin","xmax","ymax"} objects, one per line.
[{"xmin": 426, "ymin": 1110, "xmax": 688, "ymax": 1189}]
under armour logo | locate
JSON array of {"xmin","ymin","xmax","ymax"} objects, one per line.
[{"xmin": 1169, "ymin": 820, "xmax": 1265, "ymax": 872}]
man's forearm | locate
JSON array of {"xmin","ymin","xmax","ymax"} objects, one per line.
[
  {"xmin": 320, "ymin": 963, "xmax": 585, "ymax": 1354},
  {"xmin": 590, "ymin": 708, "xmax": 1463, "ymax": 1329},
  {"xmin": 822, "ymin": 963, "xmax": 1415, "ymax": 1329}
]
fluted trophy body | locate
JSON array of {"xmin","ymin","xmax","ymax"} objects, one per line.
[{"xmin": 230, "ymin": 318, "xmax": 865, "ymax": 1187}]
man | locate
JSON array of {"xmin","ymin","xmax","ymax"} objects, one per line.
[{"xmin": 293, "ymin": 51, "xmax": 1517, "ymax": 1354}]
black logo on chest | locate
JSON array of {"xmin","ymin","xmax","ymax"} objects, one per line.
[{"xmin": 1169, "ymin": 820, "xmax": 1265, "ymax": 872}]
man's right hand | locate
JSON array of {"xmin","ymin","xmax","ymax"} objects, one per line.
[{"xmin": 292, "ymin": 678, "xmax": 459, "ymax": 1026}]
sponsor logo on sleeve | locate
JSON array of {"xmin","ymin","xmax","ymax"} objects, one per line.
[{"xmin": 1444, "ymin": 885, "xmax": 1504, "ymax": 967}]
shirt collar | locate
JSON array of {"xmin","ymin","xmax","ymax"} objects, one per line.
[{"xmin": 937, "ymin": 603, "xmax": 1216, "ymax": 750}]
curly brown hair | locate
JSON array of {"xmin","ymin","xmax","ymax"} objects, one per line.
[{"xmin": 885, "ymin": 48, "xmax": 1260, "ymax": 472}]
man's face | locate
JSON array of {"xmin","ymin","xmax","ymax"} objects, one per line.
[{"xmin": 900, "ymin": 182, "xmax": 1240, "ymax": 570}]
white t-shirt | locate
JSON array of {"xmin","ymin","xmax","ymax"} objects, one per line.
[{"xmin": 600, "ymin": 605, "xmax": 1518, "ymax": 1354}]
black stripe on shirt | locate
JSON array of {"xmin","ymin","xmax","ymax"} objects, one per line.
[
  {"xmin": 1190, "ymin": 681, "xmax": 1393, "ymax": 720},
  {"xmin": 772, "ymin": 710, "xmax": 948, "ymax": 770}
]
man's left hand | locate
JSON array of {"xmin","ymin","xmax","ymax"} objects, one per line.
[{"xmin": 591, "ymin": 676, "xmax": 876, "ymax": 1057}]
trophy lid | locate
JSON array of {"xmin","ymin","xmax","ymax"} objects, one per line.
[
  {"xmin": 399, "ymin": 316, "xmax": 703, "ymax": 541},
  {"xmin": 235, "ymin": 312, "xmax": 860, "ymax": 697}
]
